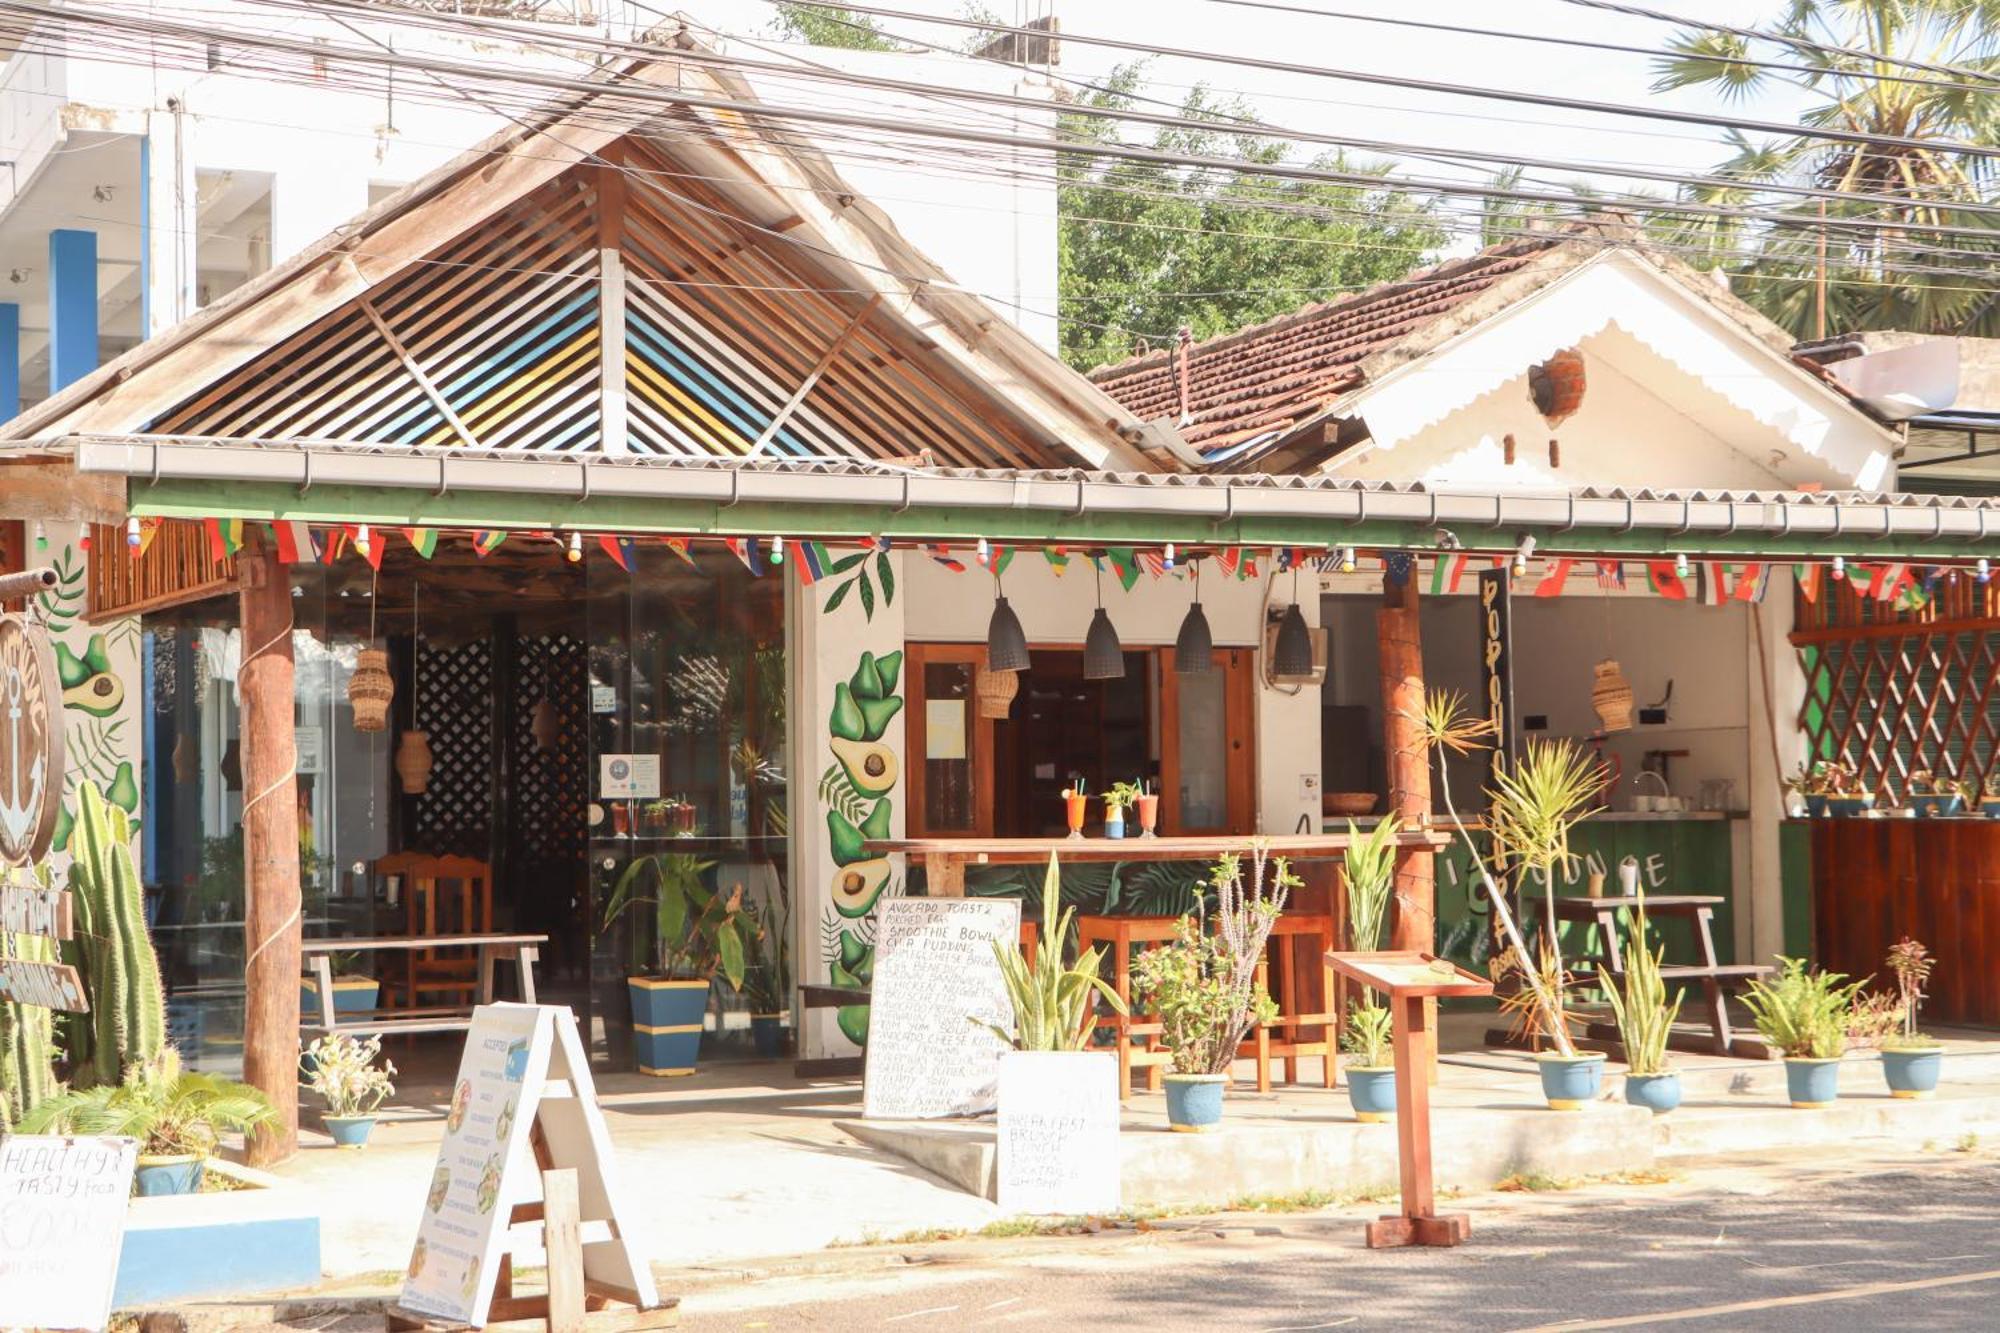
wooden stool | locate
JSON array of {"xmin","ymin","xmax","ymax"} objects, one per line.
[
  {"xmin": 1252, "ymin": 913, "xmax": 1340, "ymax": 1092},
  {"xmin": 1074, "ymin": 914, "xmax": 1178, "ymax": 1100}
]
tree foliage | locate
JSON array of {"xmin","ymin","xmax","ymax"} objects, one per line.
[
  {"xmin": 769, "ymin": 4, "xmax": 903, "ymax": 51},
  {"xmin": 1657, "ymin": 0, "xmax": 2000, "ymax": 336},
  {"xmin": 1057, "ymin": 65, "xmax": 1444, "ymax": 370}
]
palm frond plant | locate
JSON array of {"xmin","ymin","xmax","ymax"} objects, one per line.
[
  {"xmin": 976, "ymin": 854, "xmax": 1126, "ymax": 1052},
  {"xmin": 24, "ymin": 1048, "xmax": 274, "ymax": 1192}
]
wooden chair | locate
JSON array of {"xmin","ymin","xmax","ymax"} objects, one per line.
[
  {"xmin": 1252, "ymin": 913, "xmax": 1340, "ymax": 1092},
  {"xmin": 374, "ymin": 852, "xmax": 494, "ymax": 1010}
]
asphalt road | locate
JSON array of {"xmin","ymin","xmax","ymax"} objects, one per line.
[{"xmin": 674, "ymin": 1160, "xmax": 2000, "ymax": 1331}]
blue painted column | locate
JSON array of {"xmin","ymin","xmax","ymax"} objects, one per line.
[
  {"xmin": 49, "ymin": 227, "xmax": 98, "ymax": 393},
  {"xmin": 0, "ymin": 303, "xmax": 18, "ymax": 420}
]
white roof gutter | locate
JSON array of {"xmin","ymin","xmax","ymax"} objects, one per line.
[{"xmin": 56, "ymin": 435, "xmax": 2000, "ymax": 547}]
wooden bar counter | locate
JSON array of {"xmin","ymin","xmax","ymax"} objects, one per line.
[{"xmin": 1805, "ymin": 816, "xmax": 2000, "ymax": 1026}]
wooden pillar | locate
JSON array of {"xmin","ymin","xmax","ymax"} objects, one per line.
[
  {"xmin": 238, "ymin": 530, "xmax": 301, "ymax": 1164},
  {"xmin": 1379, "ymin": 572, "xmax": 1437, "ymax": 1075}
]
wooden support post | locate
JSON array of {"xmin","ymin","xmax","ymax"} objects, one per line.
[
  {"xmin": 238, "ymin": 530, "xmax": 301, "ymax": 1164},
  {"xmin": 1379, "ymin": 572, "xmax": 1437, "ymax": 1080},
  {"xmin": 597, "ymin": 155, "xmax": 628, "ymax": 456},
  {"xmin": 543, "ymin": 1168, "xmax": 585, "ymax": 1333}
]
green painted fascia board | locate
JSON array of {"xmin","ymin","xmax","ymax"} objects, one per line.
[{"xmin": 126, "ymin": 478, "xmax": 2000, "ymax": 560}]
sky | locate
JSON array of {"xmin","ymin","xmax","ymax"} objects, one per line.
[{"xmin": 706, "ymin": 0, "xmax": 1819, "ymax": 211}]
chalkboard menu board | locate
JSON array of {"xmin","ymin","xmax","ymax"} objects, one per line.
[
  {"xmin": 0, "ymin": 1135, "xmax": 137, "ymax": 1332},
  {"xmin": 863, "ymin": 897, "xmax": 1021, "ymax": 1120},
  {"xmin": 996, "ymin": 1052, "xmax": 1120, "ymax": 1215}
]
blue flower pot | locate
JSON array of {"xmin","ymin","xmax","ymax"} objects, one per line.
[
  {"xmin": 323, "ymin": 1114, "xmax": 378, "ymax": 1149},
  {"xmin": 1624, "ymin": 1072, "xmax": 1682, "ymax": 1115},
  {"xmin": 1103, "ymin": 816, "xmax": 1126, "ymax": 840},
  {"xmin": 629, "ymin": 978, "xmax": 709, "ymax": 1076},
  {"xmin": 134, "ymin": 1155, "xmax": 205, "ymax": 1196},
  {"xmin": 1882, "ymin": 1047, "xmax": 1943, "ymax": 1099},
  {"xmin": 1536, "ymin": 1053, "xmax": 1606, "ymax": 1110},
  {"xmin": 1785, "ymin": 1057, "xmax": 1841, "ymax": 1108},
  {"xmin": 1825, "ymin": 796, "xmax": 1875, "ymax": 818},
  {"xmin": 1346, "ymin": 1067, "xmax": 1396, "ymax": 1123},
  {"xmin": 1163, "ymin": 1074, "xmax": 1227, "ymax": 1132},
  {"xmin": 299, "ymin": 977, "xmax": 380, "ymax": 1020},
  {"xmin": 1804, "ymin": 794, "xmax": 1829, "ymax": 818},
  {"xmin": 751, "ymin": 1014, "xmax": 788, "ymax": 1059},
  {"xmin": 1911, "ymin": 794, "xmax": 1964, "ymax": 818}
]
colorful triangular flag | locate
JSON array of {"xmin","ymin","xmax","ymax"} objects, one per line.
[
  {"xmin": 1733, "ymin": 563, "xmax": 1768, "ymax": 603},
  {"xmin": 403, "ymin": 527, "xmax": 438, "ymax": 559},
  {"xmin": 1596, "ymin": 560, "xmax": 1626, "ymax": 591},
  {"xmin": 1796, "ymin": 562, "xmax": 1822, "ymax": 604},
  {"xmin": 470, "ymin": 530, "xmax": 506, "ymax": 559},
  {"xmin": 924, "ymin": 543, "xmax": 964, "ymax": 573},
  {"xmin": 725, "ymin": 537, "xmax": 765, "ymax": 576},
  {"xmin": 990, "ymin": 546, "xmax": 1014, "ymax": 577},
  {"xmin": 1042, "ymin": 546, "xmax": 1070, "ymax": 575},
  {"xmin": 1646, "ymin": 562, "xmax": 1688, "ymax": 601},
  {"xmin": 662, "ymin": 536, "xmax": 696, "ymax": 567},
  {"xmin": 272, "ymin": 521, "xmax": 317, "ymax": 565},
  {"xmin": 598, "ymin": 534, "xmax": 635, "ymax": 572},
  {"xmin": 1102, "ymin": 547, "xmax": 1142, "ymax": 591},
  {"xmin": 1533, "ymin": 558, "xmax": 1575, "ymax": 598}
]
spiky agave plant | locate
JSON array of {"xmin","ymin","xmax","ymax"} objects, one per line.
[
  {"xmin": 1409, "ymin": 691, "xmax": 1602, "ymax": 1056},
  {"xmin": 1602, "ymin": 892, "xmax": 1681, "ymax": 1076},
  {"xmin": 976, "ymin": 854, "xmax": 1127, "ymax": 1051}
]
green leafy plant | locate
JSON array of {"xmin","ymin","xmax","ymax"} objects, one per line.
[
  {"xmin": 1340, "ymin": 1002, "xmax": 1394, "ymax": 1071},
  {"xmin": 1741, "ymin": 957, "xmax": 1865, "ymax": 1060},
  {"xmin": 24, "ymin": 1048, "xmax": 274, "ymax": 1160},
  {"xmin": 1132, "ymin": 844, "xmax": 1296, "ymax": 1075},
  {"xmin": 1104, "ymin": 780, "xmax": 1144, "ymax": 814},
  {"xmin": 975, "ymin": 854, "xmax": 1126, "ymax": 1051},
  {"xmin": 1602, "ymin": 894, "xmax": 1681, "ymax": 1077},
  {"xmin": 299, "ymin": 1033, "xmax": 397, "ymax": 1118},
  {"xmin": 601, "ymin": 852, "xmax": 752, "ymax": 989},
  {"xmin": 739, "ymin": 898, "xmax": 793, "ymax": 1016},
  {"xmin": 1883, "ymin": 937, "xmax": 1940, "ymax": 1052},
  {"xmin": 1341, "ymin": 814, "xmax": 1400, "ymax": 957}
]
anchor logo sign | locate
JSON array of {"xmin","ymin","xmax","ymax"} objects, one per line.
[{"xmin": 0, "ymin": 614, "xmax": 64, "ymax": 867}]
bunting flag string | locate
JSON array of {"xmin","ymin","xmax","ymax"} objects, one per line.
[
  {"xmin": 1796, "ymin": 562, "xmax": 1822, "ymax": 604},
  {"xmin": 272, "ymin": 520, "xmax": 317, "ymax": 565},
  {"xmin": 598, "ymin": 533, "xmax": 635, "ymax": 572},
  {"xmin": 1595, "ymin": 560, "xmax": 1626, "ymax": 591},
  {"xmin": 404, "ymin": 527, "xmax": 438, "ymax": 559},
  {"xmin": 1646, "ymin": 561, "xmax": 1688, "ymax": 601},
  {"xmin": 724, "ymin": 537, "xmax": 764, "ymax": 576},
  {"xmin": 1698, "ymin": 561, "xmax": 1726, "ymax": 607},
  {"xmin": 1532, "ymin": 557, "xmax": 1575, "ymax": 598},
  {"xmin": 1734, "ymin": 563, "xmax": 1769, "ymax": 603},
  {"xmin": 663, "ymin": 536, "xmax": 697, "ymax": 567},
  {"xmin": 349, "ymin": 524, "xmax": 384, "ymax": 572},
  {"xmin": 924, "ymin": 543, "xmax": 964, "ymax": 573},
  {"xmin": 1428, "ymin": 552, "xmax": 1469, "ymax": 596},
  {"xmin": 795, "ymin": 540, "xmax": 832, "ymax": 586},
  {"xmin": 470, "ymin": 529, "xmax": 505, "ymax": 558},
  {"xmin": 1042, "ymin": 546, "xmax": 1070, "ymax": 575},
  {"xmin": 1103, "ymin": 547, "xmax": 1142, "ymax": 591},
  {"xmin": 990, "ymin": 546, "xmax": 1015, "ymax": 577}
]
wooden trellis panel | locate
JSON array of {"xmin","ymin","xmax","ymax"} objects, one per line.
[
  {"xmin": 504, "ymin": 633, "xmax": 588, "ymax": 874},
  {"xmin": 88, "ymin": 519, "xmax": 234, "ymax": 618},
  {"xmin": 413, "ymin": 636, "xmax": 495, "ymax": 859},
  {"xmin": 1793, "ymin": 621, "xmax": 2000, "ymax": 804}
]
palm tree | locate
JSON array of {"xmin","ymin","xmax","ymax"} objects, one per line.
[{"xmin": 1657, "ymin": 1, "xmax": 2000, "ymax": 336}]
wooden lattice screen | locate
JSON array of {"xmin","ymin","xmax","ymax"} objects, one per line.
[
  {"xmin": 88, "ymin": 519, "xmax": 234, "ymax": 618},
  {"xmin": 413, "ymin": 636, "xmax": 494, "ymax": 859},
  {"xmin": 1792, "ymin": 576, "xmax": 2000, "ymax": 802}
]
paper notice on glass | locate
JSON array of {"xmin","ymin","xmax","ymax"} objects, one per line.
[
  {"xmin": 599, "ymin": 754, "xmax": 661, "ymax": 799},
  {"xmin": 925, "ymin": 699, "xmax": 967, "ymax": 760},
  {"xmin": 0, "ymin": 1135, "xmax": 137, "ymax": 1332}
]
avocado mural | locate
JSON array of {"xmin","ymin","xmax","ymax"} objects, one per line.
[
  {"xmin": 805, "ymin": 544, "xmax": 905, "ymax": 1059},
  {"xmin": 26, "ymin": 525, "xmax": 144, "ymax": 863}
]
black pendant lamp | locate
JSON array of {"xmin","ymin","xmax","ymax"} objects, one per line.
[
  {"xmin": 1082, "ymin": 562, "xmax": 1125, "ymax": 680},
  {"xmin": 1272, "ymin": 566, "xmax": 1315, "ymax": 678},
  {"xmin": 1174, "ymin": 562, "xmax": 1213, "ymax": 674},
  {"xmin": 986, "ymin": 571, "xmax": 1030, "ymax": 673}
]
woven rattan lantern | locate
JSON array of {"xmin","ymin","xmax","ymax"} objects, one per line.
[
  {"xmin": 1592, "ymin": 659, "xmax": 1634, "ymax": 733},
  {"xmin": 395, "ymin": 729, "xmax": 433, "ymax": 794},
  {"xmin": 975, "ymin": 662, "xmax": 1018, "ymax": 719},
  {"xmin": 348, "ymin": 648, "xmax": 394, "ymax": 733}
]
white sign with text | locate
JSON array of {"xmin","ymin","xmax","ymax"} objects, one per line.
[
  {"xmin": 996, "ymin": 1052, "xmax": 1120, "ymax": 1216},
  {"xmin": 862, "ymin": 897, "xmax": 1020, "ymax": 1120},
  {"xmin": 0, "ymin": 1135, "xmax": 137, "ymax": 1332}
]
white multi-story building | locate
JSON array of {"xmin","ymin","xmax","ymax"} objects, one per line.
[{"xmin": 0, "ymin": 0, "xmax": 1060, "ymax": 416}]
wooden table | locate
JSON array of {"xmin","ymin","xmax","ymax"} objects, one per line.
[
  {"xmin": 867, "ymin": 833, "xmax": 1448, "ymax": 895},
  {"xmin": 301, "ymin": 934, "xmax": 545, "ymax": 1037},
  {"xmin": 1540, "ymin": 894, "xmax": 1771, "ymax": 1059}
]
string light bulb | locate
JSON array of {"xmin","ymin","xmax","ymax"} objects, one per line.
[
  {"xmin": 125, "ymin": 516, "xmax": 141, "ymax": 552},
  {"xmin": 566, "ymin": 531, "xmax": 582, "ymax": 563},
  {"xmin": 1340, "ymin": 546, "xmax": 1357, "ymax": 574},
  {"xmin": 1674, "ymin": 552, "xmax": 1689, "ymax": 579},
  {"xmin": 32, "ymin": 520, "xmax": 46, "ymax": 551},
  {"xmin": 1163, "ymin": 542, "xmax": 1176, "ymax": 571},
  {"xmin": 976, "ymin": 537, "xmax": 990, "ymax": 566},
  {"xmin": 1831, "ymin": 555, "xmax": 1845, "ymax": 581},
  {"xmin": 1513, "ymin": 533, "xmax": 1536, "ymax": 577},
  {"xmin": 355, "ymin": 524, "xmax": 371, "ymax": 557},
  {"xmin": 1979, "ymin": 558, "xmax": 1991, "ymax": 584},
  {"xmin": 770, "ymin": 534, "xmax": 785, "ymax": 564}
]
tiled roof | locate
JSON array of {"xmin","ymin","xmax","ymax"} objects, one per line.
[{"xmin": 1087, "ymin": 233, "xmax": 1573, "ymax": 460}]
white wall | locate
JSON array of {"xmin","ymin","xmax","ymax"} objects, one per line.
[{"xmin": 902, "ymin": 554, "xmax": 1321, "ymax": 834}]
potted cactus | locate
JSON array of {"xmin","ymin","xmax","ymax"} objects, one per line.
[
  {"xmin": 1741, "ymin": 958, "xmax": 1864, "ymax": 1108},
  {"xmin": 1880, "ymin": 938, "xmax": 1943, "ymax": 1098},
  {"xmin": 1604, "ymin": 892, "xmax": 1683, "ymax": 1114}
]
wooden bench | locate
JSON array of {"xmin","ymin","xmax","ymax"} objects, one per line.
[{"xmin": 301, "ymin": 934, "xmax": 545, "ymax": 1038}]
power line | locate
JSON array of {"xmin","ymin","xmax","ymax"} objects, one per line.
[{"xmin": 34, "ymin": 0, "xmax": 2000, "ymax": 258}]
